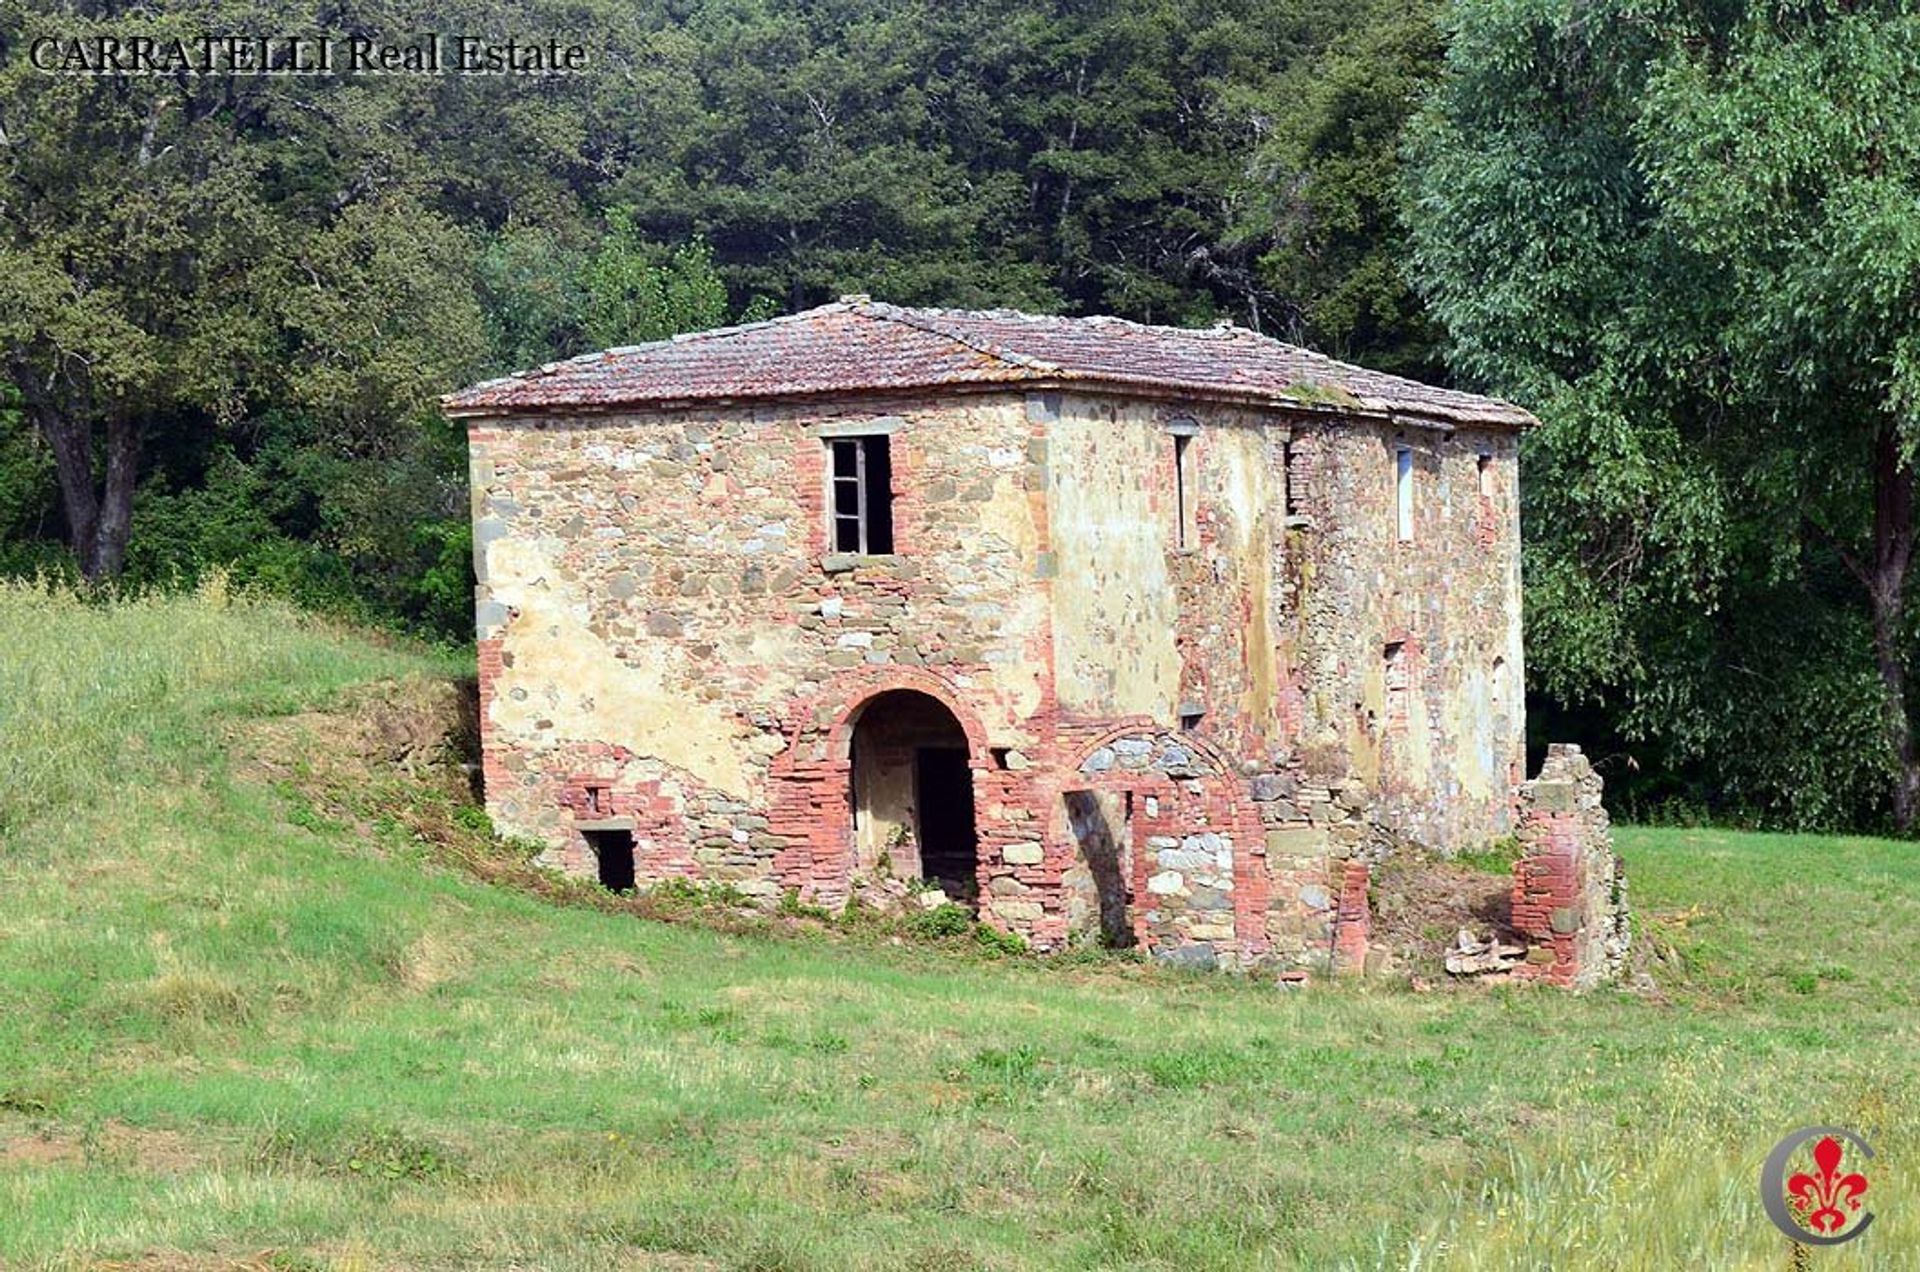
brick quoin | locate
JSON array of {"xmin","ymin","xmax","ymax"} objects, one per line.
[
  {"xmin": 1510, "ymin": 826, "xmax": 1580, "ymax": 985},
  {"xmin": 474, "ymin": 637, "xmax": 510, "ymax": 802}
]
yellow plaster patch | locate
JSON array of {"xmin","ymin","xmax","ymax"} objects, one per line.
[
  {"xmin": 974, "ymin": 467, "xmax": 1049, "ymax": 721},
  {"xmin": 485, "ymin": 538, "xmax": 757, "ymax": 797},
  {"xmin": 1047, "ymin": 405, "xmax": 1181, "ymax": 718},
  {"xmin": 1214, "ymin": 431, "xmax": 1278, "ymax": 738}
]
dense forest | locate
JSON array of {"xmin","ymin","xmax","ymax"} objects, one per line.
[{"xmin": 4, "ymin": 0, "xmax": 1918, "ymax": 834}]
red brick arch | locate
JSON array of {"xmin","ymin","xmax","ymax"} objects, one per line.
[
  {"xmin": 824, "ymin": 667, "xmax": 992, "ymax": 765},
  {"xmin": 767, "ymin": 666, "xmax": 995, "ymax": 904}
]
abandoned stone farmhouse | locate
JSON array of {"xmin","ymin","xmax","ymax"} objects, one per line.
[{"xmin": 443, "ymin": 297, "xmax": 1536, "ymax": 970}]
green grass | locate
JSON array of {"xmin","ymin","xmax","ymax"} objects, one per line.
[{"xmin": 1, "ymin": 580, "xmax": 1916, "ymax": 1269}]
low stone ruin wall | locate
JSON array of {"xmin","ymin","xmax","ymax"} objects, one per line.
[{"xmin": 1508, "ymin": 743, "xmax": 1628, "ymax": 988}]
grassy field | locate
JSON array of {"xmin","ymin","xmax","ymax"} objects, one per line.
[{"xmin": 1, "ymin": 582, "xmax": 1916, "ymax": 1270}]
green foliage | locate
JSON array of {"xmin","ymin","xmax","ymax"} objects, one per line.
[
  {"xmin": 1455, "ymin": 835, "xmax": 1523, "ymax": 876},
  {"xmin": 971, "ymin": 921, "xmax": 1029, "ymax": 957},
  {"xmin": 905, "ymin": 901, "xmax": 976, "ymax": 940},
  {"xmin": 776, "ymin": 888, "xmax": 834, "ymax": 922},
  {"xmin": 583, "ymin": 214, "xmax": 741, "ymax": 350},
  {"xmin": 1408, "ymin": 0, "xmax": 1920, "ymax": 829},
  {"xmin": 474, "ymin": 223, "xmax": 593, "ymax": 375},
  {"xmin": 0, "ymin": 0, "xmax": 1455, "ymax": 642},
  {"xmin": 1240, "ymin": 0, "xmax": 1448, "ymax": 376}
]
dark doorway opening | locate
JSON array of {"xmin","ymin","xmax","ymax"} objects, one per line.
[
  {"xmin": 1064, "ymin": 789, "xmax": 1135, "ymax": 948},
  {"xmin": 585, "ymin": 828, "xmax": 636, "ymax": 893},
  {"xmin": 847, "ymin": 689, "xmax": 979, "ymax": 908},
  {"xmin": 916, "ymin": 747, "xmax": 979, "ymax": 905}
]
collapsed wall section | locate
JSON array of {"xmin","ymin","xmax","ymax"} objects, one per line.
[{"xmin": 1510, "ymin": 744, "xmax": 1629, "ymax": 988}]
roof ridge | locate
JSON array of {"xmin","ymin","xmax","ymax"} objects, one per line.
[
  {"xmin": 1234, "ymin": 323, "xmax": 1499, "ymax": 404},
  {"xmin": 489, "ymin": 301, "xmax": 861, "ymax": 386},
  {"xmin": 884, "ymin": 301, "xmax": 1254, "ymax": 348},
  {"xmin": 853, "ymin": 300, "xmax": 1065, "ymax": 376}
]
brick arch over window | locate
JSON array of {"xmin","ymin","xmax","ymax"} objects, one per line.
[
  {"xmin": 767, "ymin": 667, "xmax": 993, "ymax": 905},
  {"xmin": 1063, "ymin": 722, "xmax": 1238, "ymax": 781},
  {"xmin": 1052, "ymin": 724, "xmax": 1272, "ymax": 957}
]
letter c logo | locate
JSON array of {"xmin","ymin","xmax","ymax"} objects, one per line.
[{"xmin": 1760, "ymin": 1126, "xmax": 1875, "ymax": 1245}]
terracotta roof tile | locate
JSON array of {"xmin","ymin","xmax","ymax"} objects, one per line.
[{"xmin": 443, "ymin": 297, "xmax": 1533, "ymax": 428}]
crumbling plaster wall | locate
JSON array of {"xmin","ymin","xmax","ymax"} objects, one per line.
[
  {"xmin": 1283, "ymin": 420, "xmax": 1525, "ymax": 852},
  {"xmin": 1045, "ymin": 393, "xmax": 1283, "ymax": 759}
]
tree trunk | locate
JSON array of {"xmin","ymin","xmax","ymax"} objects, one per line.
[
  {"xmin": 86, "ymin": 415, "xmax": 141, "ymax": 580},
  {"xmin": 14, "ymin": 368, "xmax": 141, "ymax": 582},
  {"xmin": 1866, "ymin": 424, "xmax": 1920, "ymax": 831},
  {"xmin": 35, "ymin": 409, "xmax": 101, "ymax": 571}
]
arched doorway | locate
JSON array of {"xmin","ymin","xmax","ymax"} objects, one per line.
[{"xmin": 848, "ymin": 689, "xmax": 979, "ymax": 906}]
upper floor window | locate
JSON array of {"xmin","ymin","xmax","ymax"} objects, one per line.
[
  {"xmin": 1168, "ymin": 418, "xmax": 1199, "ymax": 549},
  {"xmin": 1394, "ymin": 445, "xmax": 1414, "ymax": 542},
  {"xmin": 1283, "ymin": 440, "xmax": 1303, "ymax": 519},
  {"xmin": 829, "ymin": 435, "xmax": 893, "ymax": 554}
]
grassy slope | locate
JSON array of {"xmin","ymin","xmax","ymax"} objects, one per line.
[{"xmin": 0, "ymin": 585, "xmax": 1915, "ymax": 1270}]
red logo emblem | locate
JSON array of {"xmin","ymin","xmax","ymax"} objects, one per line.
[
  {"xmin": 1762, "ymin": 1127, "xmax": 1876, "ymax": 1245},
  {"xmin": 1787, "ymin": 1135, "xmax": 1870, "ymax": 1235}
]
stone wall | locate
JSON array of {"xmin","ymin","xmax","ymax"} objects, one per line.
[
  {"xmin": 1282, "ymin": 420, "xmax": 1526, "ymax": 853},
  {"xmin": 467, "ymin": 384, "xmax": 1529, "ymax": 967},
  {"xmin": 1510, "ymin": 744, "xmax": 1628, "ymax": 988},
  {"xmin": 468, "ymin": 392, "xmax": 1051, "ymax": 906},
  {"xmin": 1051, "ymin": 727, "xmax": 1261, "ymax": 966}
]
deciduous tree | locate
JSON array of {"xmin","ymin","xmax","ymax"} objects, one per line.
[{"xmin": 1409, "ymin": 0, "xmax": 1920, "ymax": 829}]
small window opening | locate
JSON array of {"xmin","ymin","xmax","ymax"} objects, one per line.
[
  {"xmin": 1477, "ymin": 453, "xmax": 1495, "ymax": 501},
  {"xmin": 1173, "ymin": 433, "xmax": 1195, "ymax": 548},
  {"xmin": 584, "ymin": 783, "xmax": 611, "ymax": 817},
  {"xmin": 1383, "ymin": 641, "xmax": 1410, "ymax": 733},
  {"xmin": 829, "ymin": 435, "xmax": 893, "ymax": 554},
  {"xmin": 584, "ymin": 828, "xmax": 636, "ymax": 893},
  {"xmin": 1283, "ymin": 441, "xmax": 1302, "ymax": 518},
  {"xmin": 990, "ymin": 747, "xmax": 1012, "ymax": 770},
  {"xmin": 1394, "ymin": 446, "xmax": 1414, "ymax": 542},
  {"xmin": 1178, "ymin": 703, "xmax": 1205, "ymax": 732}
]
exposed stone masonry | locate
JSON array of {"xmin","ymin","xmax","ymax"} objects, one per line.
[{"xmin": 453, "ymin": 305, "xmax": 1552, "ymax": 974}]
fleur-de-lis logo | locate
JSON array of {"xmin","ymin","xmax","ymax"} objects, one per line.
[
  {"xmin": 1762, "ymin": 1127, "xmax": 1877, "ymax": 1246},
  {"xmin": 1787, "ymin": 1135, "xmax": 1869, "ymax": 1235}
]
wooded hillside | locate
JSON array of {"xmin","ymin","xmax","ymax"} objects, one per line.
[{"xmin": 5, "ymin": 0, "xmax": 1918, "ymax": 832}]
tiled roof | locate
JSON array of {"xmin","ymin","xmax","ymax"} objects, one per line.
[{"xmin": 443, "ymin": 297, "xmax": 1534, "ymax": 428}]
